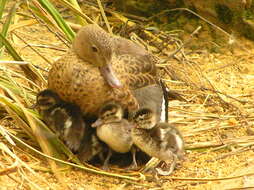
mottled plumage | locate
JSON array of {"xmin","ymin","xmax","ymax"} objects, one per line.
[
  {"xmin": 35, "ymin": 89, "xmax": 85, "ymax": 152},
  {"xmin": 48, "ymin": 24, "xmax": 159, "ymax": 119},
  {"xmin": 132, "ymin": 108, "xmax": 184, "ymax": 175}
]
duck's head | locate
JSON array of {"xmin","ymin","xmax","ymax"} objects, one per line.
[
  {"xmin": 73, "ymin": 24, "xmax": 122, "ymax": 88},
  {"xmin": 91, "ymin": 102, "xmax": 124, "ymax": 128},
  {"xmin": 34, "ymin": 89, "xmax": 62, "ymax": 112},
  {"xmin": 132, "ymin": 108, "xmax": 157, "ymax": 129}
]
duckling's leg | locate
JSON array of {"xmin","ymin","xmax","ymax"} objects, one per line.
[
  {"xmin": 127, "ymin": 147, "xmax": 138, "ymax": 170},
  {"xmin": 155, "ymin": 154, "xmax": 177, "ymax": 176},
  {"xmin": 102, "ymin": 149, "xmax": 112, "ymax": 170}
]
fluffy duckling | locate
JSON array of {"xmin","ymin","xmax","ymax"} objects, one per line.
[
  {"xmin": 92, "ymin": 102, "xmax": 137, "ymax": 170},
  {"xmin": 132, "ymin": 108, "xmax": 184, "ymax": 175},
  {"xmin": 35, "ymin": 89, "xmax": 85, "ymax": 152}
]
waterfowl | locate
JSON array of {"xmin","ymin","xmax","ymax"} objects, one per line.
[
  {"xmin": 48, "ymin": 24, "xmax": 160, "ymax": 119},
  {"xmin": 92, "ymin": 102, "xmax": 137, "ymax": 170},
  {"xmin": 132, "ymin": 108, "xmax": 184, "ymax": 175},
  {"xmin": 131, "ymin": 83, "xmax": 166, "ymax": 122},
  {"xmin": 35, "ymin": 89, "xmax": 85, "ymax": 152}
]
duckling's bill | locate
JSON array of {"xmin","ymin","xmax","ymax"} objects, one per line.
[{"xmin": 91, "ymin": 118, "xmax": 103, "ymax": 128}]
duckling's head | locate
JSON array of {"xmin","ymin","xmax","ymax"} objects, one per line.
[
  {"xmin": 92, "ymin": 102, "xmax": 124, "ymax": 128},
  {"xmin": 73, "ymin": 24, "xmax": 122, "ymax": 88},
  {"xmin": 132, "ymin": 108, "xmax": 157, "ymax": 129},
  {"xmin": 35, "ymin": 89, "xmax": 62, "ymax": 112}
]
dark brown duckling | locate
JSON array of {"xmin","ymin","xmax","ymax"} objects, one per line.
[
  {"xmin": 132, "ymin": 108, "xmax": 184, "ymax": 175},
  {"xmin": 91, "ymin": 102, "xmax": 137, "ymax": 170},
  {"xmin": 35, "ymin": 89, "xmax": 85, "ymax": 152}
]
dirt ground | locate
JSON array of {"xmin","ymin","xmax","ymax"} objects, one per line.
[{"xmin": 1, "ymin": 4, "xmax": 254, "ymax": 190}]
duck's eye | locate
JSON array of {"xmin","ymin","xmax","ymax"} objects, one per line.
[{"xmin": 91, "ymin": 45, "xmax": 98, "ymax": 53}]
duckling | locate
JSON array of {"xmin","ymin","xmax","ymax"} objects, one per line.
[
  {"xmin": 35, "ymin": 89, "xmax": 85, "ymax": 152},
  {"xmin": 91, "ymin": 102, "xmax": 137, "ymax": 170},
  {"xmin": 132, "ymin": 108, "xmax": 184, "ymax": 175}
]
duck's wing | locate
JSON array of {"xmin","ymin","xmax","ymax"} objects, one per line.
[
  {"xmin": 112, "ymin": 54, "xmax": 157, "ymax": 89},
  {"xmin": 113, "ymin": 36, "xmax": 158, "ymax": 67},
  {"xmin": 130, "ymin": 84, "xmax": 163, "ymax": 121},
  {"xmin": 113, "ymin": 38, "xmax": 170, "ymax": 122},
  {"xmin": 112, "ymin": 37, "xmax": 158, "ymax": 89}
]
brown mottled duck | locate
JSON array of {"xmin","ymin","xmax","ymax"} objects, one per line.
[{"xmin": 48, "ymin": 24, "xmax": 162, "ymax": 120}]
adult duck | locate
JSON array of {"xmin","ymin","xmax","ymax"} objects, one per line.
[{"xmin": 48, "ymin": 24, "xmax": 161, "ymax": 120}]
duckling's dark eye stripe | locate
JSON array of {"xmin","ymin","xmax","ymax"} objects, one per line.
[{"xmin": 38, "ymin": 100, "xmax": 54, "ymax": 106}]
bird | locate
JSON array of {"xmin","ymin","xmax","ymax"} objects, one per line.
[
  {"xmin": 47, "ymin": 24, "xmax": 169, "ymax": 164},
  {"xmin": 91, "ymin": 101, "xmax": 137, "ymax": 170},
  {"xmin": 130, "ymin": 83, "xmax": 166, "ymax": 122},
  {"xmin": 34, "ymin": 89, "xmax": 86, "ymax": 152},
  {"xmin": 48, "ymin": 24, "xmax": 161, "ymax": 121},
  {"xmin": 131, "ymin": 108, "xmax": 185, "ymax": 175}
]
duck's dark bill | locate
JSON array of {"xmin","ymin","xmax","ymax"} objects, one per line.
[{"xmin": 99, "ymin": 64, "xmax": 122, "ymax": 88}]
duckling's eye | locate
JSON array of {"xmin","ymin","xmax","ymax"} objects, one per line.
[
  {"xmin": 103, "ymin": 112, "xmax": 112, "ymax": 118},
  {"xmin": 91, "ymin": 45, "xmax": 98, "ymax": 53}
]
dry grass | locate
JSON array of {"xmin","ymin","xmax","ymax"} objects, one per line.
[{"xmin": 0, "ymin": 1, "xmax": 254, "ymax": 189}]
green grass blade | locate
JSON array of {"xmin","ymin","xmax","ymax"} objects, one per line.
[
  {"xmin": 0, "ymin": 4, "xmax": 17, "ymax": 56},
  {"xmin": 1, "ymin": 4, "xmax": 17, "ymax": 40},
  {"xmin": 27, "ymin": 4, "xmax": 57, "ymax": 28},
  {"xmin": 0, "ymin": 0, "xmax": 7, "ymax": 19},
  {"xmin": 0, "ymin": 33, "xmax": 23, "ymax": 61},
  {"xmin": 37, "ymin": 0, "xmax": 75, "ymax": 41}
]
